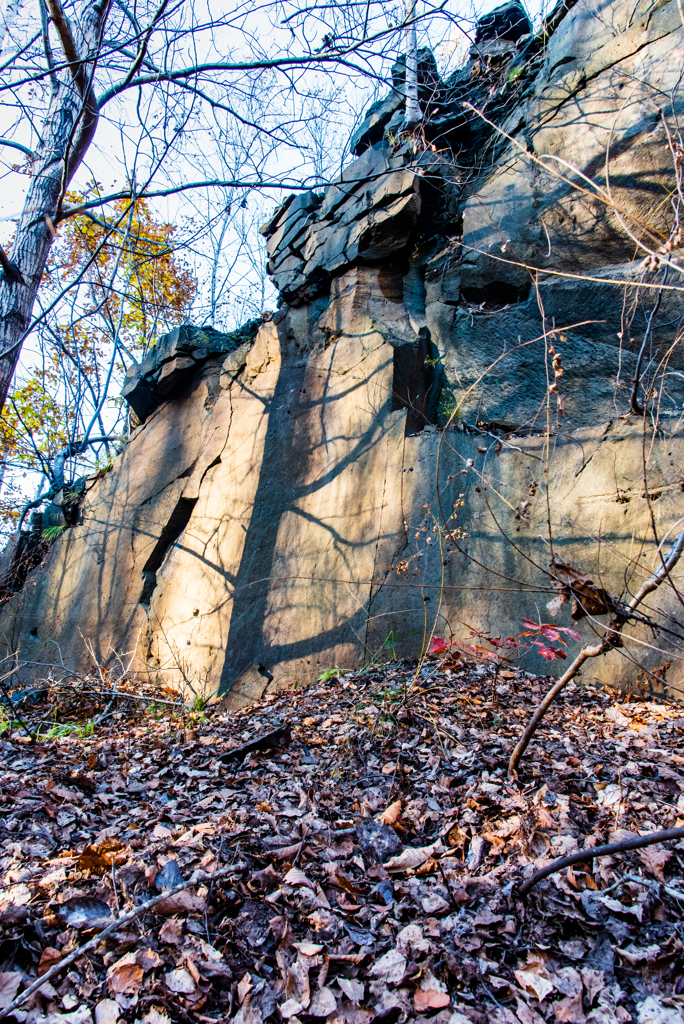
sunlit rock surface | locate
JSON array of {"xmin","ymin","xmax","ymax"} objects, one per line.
[{"xmin": 2, "ymin": 0, "xmax": 684, "ymax": 703}]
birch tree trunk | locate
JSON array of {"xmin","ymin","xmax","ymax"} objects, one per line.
[
  {"xmin": 0, "ymin": 0, "xmax": 111, "ymax": 415},
  {"xmin": 403, "ymin": 0, "xmax": 421, "ymax": 125}
]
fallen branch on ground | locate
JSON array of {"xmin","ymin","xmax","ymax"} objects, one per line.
[
  {"xmin": 1, "ymin": 856, "xmax": 246, "ymax": 1018},
  {"xmin": 509, "ymin": 522, "xmax": 684, "ymax": 777},
  {"xmin": 217, "ymin": 724, "xmax": 291, "ymax": 762},
  {"xmin": 518, "ymin": 826, "xmax": 684, "ymax": 897}
]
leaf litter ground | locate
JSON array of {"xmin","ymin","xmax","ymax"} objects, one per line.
[{"xmin": 2, "ymin": 659, "xmax": 684, "ymax": 1024}]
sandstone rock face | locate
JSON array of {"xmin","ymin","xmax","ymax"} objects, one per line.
[
  {"xmin": 2, "ymin": 0, "xmax": 684, "ymax": 703},
  {"xmin": 122, "ymin": 322, "xmax": 260, "ymax": 425}
]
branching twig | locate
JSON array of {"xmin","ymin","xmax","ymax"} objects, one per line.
[
  {"xmin": 509, "ymin": 522, "xmax": 684, "ymax": 777},
  {"xmin": 518, "ymin": 827, "xmax": 684, "ymax": 897},
  {"xmin": 1, "ymin": 858, "xmax": 244, "ymax": 1017}
]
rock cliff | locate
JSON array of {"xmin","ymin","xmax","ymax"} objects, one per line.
[{"xmin": 2, "ymin": 0, "xmax": 684, "ymax": 705}]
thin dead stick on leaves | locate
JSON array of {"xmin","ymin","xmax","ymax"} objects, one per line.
[
  {"xmin": 1, "ymin": 861, "xmax": 241, "ymax": 1018},
  {"xmin": 518, "ymin": 827, "xmax": 684, "ymax": 897},
  {"xmin": 508, "ymin": 522, "xmax": 684, "ymax": 778}
]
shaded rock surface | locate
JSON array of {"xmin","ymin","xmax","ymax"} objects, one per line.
[
  {"xmin": 2, "ymin": 0, "xmax": 684, "ymax": 700},
  {"xmin": 474, "ymin": 0, "xmax": 532, "ymax": 44}
]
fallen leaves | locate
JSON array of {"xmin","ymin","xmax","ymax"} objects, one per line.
[
  {"xmin": 77, "ymin": 839, "xmax": 126, "ymax": 872},
  {"xmin": 157, "ymin": 917, "xmax": 182, "ymax": 945},
  {"xmin": 107, "ymin": 955, "xmax": 144, "ymax": 996},
  {"xmin": 377, "ymin": 799, "xmax": 402, "ymax": 825},
  {"xmin": 151, "ymin": 889, "xmax": 205, "ymax": 916},
  {"xmin": 384, "ymin": 840, "xmax": 444, "ymax": 872},
  {"xmin": 367, "ymin": 949, "xmax": 407, "ymax": 985},
  {"xmin": 37, "ymin": 947, "xmax": 62, "ymax": 976},
  {"xmin": 515, "ymin": 956, "xmax": 557, "ymax": 1002},
  {"xmin": 0, "ymin": 972, "xmax": 22, "ymax": 1010},
  {"xmin": 638, "ymin": 845, "xmax": 673, "ymax": 881},
  {"xmin": 93, "ymin": 997, "xmax": 120, "ymax": 1024},
  {"xmin": 3, "ymin": 661, "xmax": 684, "ymax": 1024},
  {"xmin": 165, "ymin": 966, "xmax": 196, "ymax": 994},
  {"xmin": 55, "ymin": 896, "xmax": 113, "ymax": 931},
  {"xmin": 413, "ymin": 970, "xmax": 449, "ymax": 1011}
]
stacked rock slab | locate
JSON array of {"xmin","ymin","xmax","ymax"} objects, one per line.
[
  {"xmin": 122, "ymin": 322, "xmax": 260, "ymax": 425},
  {"xmin": 1, "ymin": 0, "xmax": 684, "ymax": 706},
  {"xmin": 261, "ymin": 146, "xmax": 429, "ymax": 305}
]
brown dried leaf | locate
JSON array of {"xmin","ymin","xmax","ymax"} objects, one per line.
[
  {"xmin": 186, "ymin": 958, "xmax": 201, "ymax": 985},
  {"xmin": 283, "ymin": 867, "xmax": 314, "ymax": 889},
  {"xmin": 377, "ymin": 800, "xmax": 402, "ymax": 826},
  {"xmin": 38, "ymin": 947, "xmax": 63, "ymax": 976},
  {"xmin": 94, "ymin": 999, "xmax": 120, "ymax": 1024},
  {"xmin": 384, "ymin": 841, "xmax": 444, "ymax": 872},
  {"xmin": 514, "ymin": 957, "xmax": 556, "ymax": 1002},
  {"xmin": 553, "ymin": 994, "xmax": 585, "ymax": 1023},
  {"xmin": 637, "ymin": 846, "xmax": 672, "ymax": 882},
  {"xmin": 367, "ymin": 949, "xmax": 407, "ymax": 985},
  {"xmin": 413, "ymin": 971, "xmax": 450, "ymax": 1012},
  {"xmin": 153, "ymin": 890, "xmax": 205, "ymax": 916},
  {"xmin": 308, "ymin": 987, "xmax": 338, "ymax": 1016},
  {"xmin": 579, "ymin": 968, "xmax": 604, "ymax": 1006},
  {"xmin": 0, "ymin": 972, "xmax": 22, "ymax": 1010},
  {"xmin": 78, "ymin": 838, "xmax": 126, "ymax": 872},
  {"xmin": 136, "ymin": 949, "xmax": 164, "ymax": 972},
  {"xmin": 165, "ymin": 968, "xmax": 197, "ymax": 995},
  {"xmin": 551, "ymin": 560, "xmax": 618, "ymax": 620},
  {"xmin": 270, "ymin": 843, "xmax": 305, "ymax": 861},
  {"xmin": 159, "ymin": 917, "xmax": 183, "ymax": 944},
  {"xmin": 108, "ymin": 962, "xmax": 144, "ymax": 996},
  {"xmin": 516, "ymin": 997, "xmax": 546, "ymax": 1024}
]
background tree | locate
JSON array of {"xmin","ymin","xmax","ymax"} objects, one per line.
[
  {"xmin": 0, "ymin": 195, "xmax": 195, "ymax": 528},
  {"xmin": 0, "ymin": 0, "xmax": 469, "ymax": 527}
]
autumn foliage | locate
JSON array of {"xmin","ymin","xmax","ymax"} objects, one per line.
[
  {"xmin": 429, "ymin": 619, "xmax": 582, "ymax": 663},
  {"xmin": 0, "ymin": 195, "xmax": 195, "ymax": 527}
]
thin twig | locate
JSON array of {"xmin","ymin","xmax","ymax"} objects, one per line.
[
  {"xmin": 292, "ymin": 826, "xmax": 310, "ymax": 866},
  {"xmin": 518, "ymin": 827, "xmax": 684, "ymax": 897},
  {"xmin": 2, "ymin": 858, "xmax": 243, "ymax": 1017}
]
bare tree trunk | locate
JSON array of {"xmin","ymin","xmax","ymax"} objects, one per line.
[
  {"xmin": 403, "ymin": 0, "xmax": 421, "ymax": 126},
  {"xmin": 0, "ymin": 0, "xmax": 111, "ymax": 414}
]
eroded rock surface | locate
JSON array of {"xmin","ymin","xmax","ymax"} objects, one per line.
[{"xmin": 2, "ymin": 0, "xmax": 684, "ymax": 703}]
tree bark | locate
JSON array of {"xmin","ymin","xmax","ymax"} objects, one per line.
[
  {"xmin": 403, "ymin": 0, "xmax": 421, "ymax": 126},
  {"xmin": 0, "ymin": 0, "xmax": 111, "ymax": 415}
]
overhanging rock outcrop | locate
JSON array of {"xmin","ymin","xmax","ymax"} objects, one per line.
[
  {"xmin": 2, "ymin": 0, "xmax": 684, "ymax": 705},
  {"xmin": 122, "ymin": 321, "xmax": 261, "ymax": 426}
]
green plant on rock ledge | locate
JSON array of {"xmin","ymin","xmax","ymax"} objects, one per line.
[{"xmin": 41, "ymin": 523, "xmax": 68, "ymax": 543}]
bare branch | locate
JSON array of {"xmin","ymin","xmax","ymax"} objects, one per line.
[
  {"xmin": 519, "ymin": 827, "xmax": 684, "ymax": 897},
  {"xmin": 44, "ymin": 0, "xmax": 87, "ymax": 95},
  {"xmin": 508, "ymin": 522, "xmax": 684, "ymax": 778},
  {"xmin": 1, "ymin": 856, "xmax": 249, "ymax": 1018}
]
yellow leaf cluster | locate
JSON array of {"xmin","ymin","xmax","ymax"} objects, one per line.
[{"xmin": 0, "ymin": 193, "xmax": 196, "ymax": 525}]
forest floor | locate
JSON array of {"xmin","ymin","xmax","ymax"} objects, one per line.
[{"xmin": 1, "ymin": 659, "xmax": 684, "ymax": 1024}]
